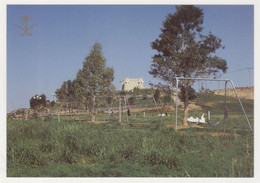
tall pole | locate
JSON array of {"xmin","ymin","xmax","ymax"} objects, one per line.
[
  {"xmin": 119, "ymin": 96, "xmax": 122, "ymax": 123},
  {"xmin": 92, "ymin": 96, "xmax": 96, "ymax": 122},
  {"xmin": 229, "ymin": 80, "xmax": 252, "ymax": 132},
  {"xmin": 124, "ymin": 96, "xmax": 128, "ymax": 123},
  {"xmin": 175, "ymin": 78, "xmax": 179, "ymax": 132},
  {"xmin": 224, "ymin": 80, "xmax": 228, "ymax": 132}
]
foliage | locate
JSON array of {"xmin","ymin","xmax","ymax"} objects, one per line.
[
  {"xmin": 76, "ymin": 42, "xmax": 115, "ymax": 108},
  {"xmin": 7, "ymin": 115, "xmax": 253, "ymax": 177},
  {"xmin": 128, "ymin": 97, "xmax": 136, "ymax": 106},
  {"xmin": 29, "ymin": 94, "xmax": 46, "ymax": 111},
  {"xmin": 107, "ymin": 96, "xmax": 113, "ymax": 104},
  {"xmin": 50, "ymin": 100, "xmax": 56, "ymax": 107},
  {"xmin": 7, "ymin": 94, "xmax": 254, "ymax": 177},
  {"xmin": 133, "ymin": 87, "xmax": 141, "ymax": 95},
  {"xmin": 178, "ymin": 85, "xmax": 197, "ymax": 102},
  {"xmin": 149, "ymin": 5, "xmax": 227, "ymax": 125},
  {"xmin": 55, "ymin": 80, "xmax": 79, "ymax": 103},
  {"xmin": 119, "ymin": 91, "xmax": 126, "ymax": 96},
  {"xmin": 55, "ymin": 42, "xmax": 115, "ymax": 113},
  {"xmin": 153, "ymin": 88, "xmax": 161, "ymax": 102}
]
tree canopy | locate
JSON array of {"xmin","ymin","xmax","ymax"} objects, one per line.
[
  {"xmin": 76, "ymin": 43, "xmax": 115, "ymax": 107},
  {"xmin": 149, "ymin": 5, "xmax": 227, "ymax": 126},
  {"xmin": 55, "ymin": 42, "xmax": 115, "ymax": 119},
  {"xmin": 29, "ymin": 94, "xmax": 46, "ymax": 111}
]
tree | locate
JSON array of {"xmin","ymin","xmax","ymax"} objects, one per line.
[
  {"xmin": 119, "ymin": 90, "xmax": 126, "ymax": 96},
  {"xmin": 55, "ymin": 80, "xmax": 78, "ymax": 102},
  {"xmin": 76, "ymin": 42, "xmax": 115, "ymax": 121},
  {"xmin": 149, "ymin": 5, "xmax": 227, "ymax": 126},
  {"xmin": 128, "ymin": 97, "xmax": 135, "ymax": 106},
  {"xmin": 153, "ymin": 88, "xmax": 161, "ymax": 102},
  {"xmin": 153, "ymin": 85, "xmax": 172, "ymax": 122},
  {"xmin": 178, "ymin": 85, "xmax": 197, "ymax": 102},
  {"xmin": 55, "ymin": 79, "xmax": 80, "ymax": 113},
  {"xmin": 30, "ymin": 94, "xmax": 46, "ymax": 113},
  {"xmin": 55, "ymin": 81, "xmax": 68, "ymax": 102},
  {"xmin": 55, "ymin": 42, "xmax": 115, "ymax": 119},
  {"xmin": 50, "ymin": 100, "xmax": 56, "ymax": 107}
]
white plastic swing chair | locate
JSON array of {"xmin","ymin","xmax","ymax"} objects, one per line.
[{"xmin": 187, "ymin": 112, "xmax": 221, "ymax": 127}]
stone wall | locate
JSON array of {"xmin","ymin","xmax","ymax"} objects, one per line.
[{"xmin": 122, "ymin": 78, "xmax": 144, "ymax": 91}]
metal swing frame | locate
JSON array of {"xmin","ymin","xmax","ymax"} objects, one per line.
[
  {"xmin": 93, "ymin": 95, "xmax": 160, "ymax": 123},
  {"xmin": 173, "ymin": 77, "xmax": 253, "ymax": 132}
]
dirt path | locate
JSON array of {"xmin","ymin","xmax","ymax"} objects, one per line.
[
  {"xmin": 88, "ymin": 121, "xmax": 109, "ymax": 124},
  {"xmin": 197, "ymin": 132, "xmax": 241, "ymax": 137},
  {"xmin": 165, "ymin": 124, "xmax": 240, "ymax": 136}
]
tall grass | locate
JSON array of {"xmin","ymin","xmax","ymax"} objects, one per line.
[
  {"xmin": 7, "ymin": 94, "xmax": 254, "ymax": 177},
  {"xmin": 7, "ymin": 115, "xmax": 253, "ymax": 177}
]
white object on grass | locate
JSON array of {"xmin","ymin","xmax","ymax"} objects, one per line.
[{"xmin": 187, "ymin": 113, "xmax": 205, "ymax": 123}]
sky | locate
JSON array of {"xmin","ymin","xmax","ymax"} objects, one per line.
[{"xmin": 6, "ymin": 4, "xmax": 254, "ymax": 112}]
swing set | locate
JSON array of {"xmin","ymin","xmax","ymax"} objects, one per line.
[
  {"xmin": 92, "ymin": 95, "xmax": 160, "ymax": 123},
  {"xmin": 173, "ymin": 77, "xmax": 253, "ymax": 132}
]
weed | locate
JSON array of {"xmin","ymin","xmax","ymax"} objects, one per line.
[{"xmin": 7, "ymin": 96, "xmax": 254, "ymax": 177}]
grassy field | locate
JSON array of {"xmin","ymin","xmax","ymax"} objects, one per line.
[{"xmin": 7, "ymin": 94, "xmax": 254, "ymax": 177}]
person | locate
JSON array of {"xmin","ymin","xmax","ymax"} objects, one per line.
[
  {"xmin": 127, "ymin": 108, "xmax": 131, "ymax": 116},
  {"xmin": 110, "ymin": 110, "xmax": 113, "ymax": 117}
]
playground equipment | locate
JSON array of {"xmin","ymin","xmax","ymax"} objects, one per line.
[
  {"xmin": 187, "ymin": 113, "xmax": 205, "ymax": 126},
  {"xmin": 173, "ymin": 77, "xmax": 253, "ymax": 132},
  {"xmin": 92, "ymin": 95, "xmax": 160, "ymax": 123},
  {"xmin": 92, "ymin": 95, "xmax": 125, "ymax": 122},
  {"xmin": 187, "ymin": 110, "xmax": 224, "ymax": 126},
  {"xmin": 45, "ymin": 100, "xmax": 60, "ymax": 122}
]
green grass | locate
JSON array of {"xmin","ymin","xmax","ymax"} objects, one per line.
[{"xmin": 7, "ymin": 94, "xmax": 254, "ymax": 177}]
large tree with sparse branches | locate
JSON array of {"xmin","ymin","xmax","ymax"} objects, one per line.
[{"xmin": 149, "ymin": 5, "xmax": 227, "ymax": 126}]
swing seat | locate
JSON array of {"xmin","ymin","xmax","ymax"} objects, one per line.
[
  {"xmin": 208, "ymin": 120, "xmax": 221, "ymax": 126},
  {"xmin": 187, "ymin": 113, "xmax": 205, "ymax": 124},
  {"xmin": 187, "ymin": 118, "xmax": 200, "ymax": 126},
  {"xmin": 187, "ymin": 116, "xmax": 199, "ymax": 122}
]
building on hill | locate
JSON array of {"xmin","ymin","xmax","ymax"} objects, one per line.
[{"xmin": 122, "ymin": 78, "xmax": 144, "ymax": 91}]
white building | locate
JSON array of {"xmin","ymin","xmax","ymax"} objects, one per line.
[{"xmin": 122, "ymin": 78, "xmax": 144, "ymax": 91}]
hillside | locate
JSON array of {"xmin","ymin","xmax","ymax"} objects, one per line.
[{"xmin": 214, "ymin": 87, "xmax": 254, "ymax": 100}]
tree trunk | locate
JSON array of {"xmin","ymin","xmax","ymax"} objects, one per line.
[
  {"xmin": 182, "ymin": 101, "xmax": 189, "ymax": 126},
  {"xmin": 92, "ymin": 97, "xmax": 96, "ymax": 122},
  {"xmin": 92, "ymin": 107, "xmax": 96, "ymax": 122}
]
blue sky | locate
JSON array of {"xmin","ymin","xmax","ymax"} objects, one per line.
[{"xmin": 6, "ymin": 5, "xmax": 254, "ymax": 112}]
